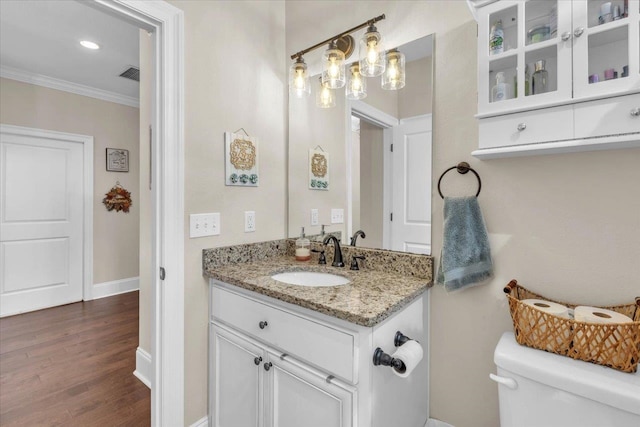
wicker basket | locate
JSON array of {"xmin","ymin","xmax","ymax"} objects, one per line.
[{"xmin": 504, "ymin": 280, "xmax": 640, "ymax": 373}]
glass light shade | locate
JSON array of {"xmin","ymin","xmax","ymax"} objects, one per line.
[
  {"xmin": 289, "ymin": 57, "xmax": 310, "ymax": 98},
  {"xmin": 346, "ymin": 63, "xmax": 367, "ymax": 100},
  {"xmin": 316, "ymin": 77, "xmax": 336, "ymax": 108},
  {"xmin": 322, "ymin": 41, "xmax": 346, "ymax": 89},
  {"xmin": 359, "ymin": 25, "xmax": 385, "ymax": 77},
  {"xmin": 382, "ymin": 49, "xmax": 405, "ymax": 90}
]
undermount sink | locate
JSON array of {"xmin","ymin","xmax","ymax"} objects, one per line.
[{"xmin": 271, "ymin": 271, "xmax": 351, "ymax": 287}]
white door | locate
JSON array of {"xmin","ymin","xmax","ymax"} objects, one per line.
[
  {"xmin": 391, "ymin": 115, "xmax": 432, "ymax": 254},
  {"xmin": 210, "ymin": 323, "xmax": 264, "ymax": 427},
  {"xmin": 0, "ymin": 126, "xmax": 85, "ymax": 316},
  {"xmin": 266, "ymin": 350, "xmax": 354, "ymax": 427}
]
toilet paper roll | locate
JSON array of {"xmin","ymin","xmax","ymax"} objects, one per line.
[
  {"xmin": 522, "ymin": 299, "xmax": 570, "ymax": 318},
  {"xmin": 574, "ymin": 306, "xmax": 633, "ymax": 324},
  {"xmin": 391, "ymin": 340, "xmax": 423, "ymax": 378}
]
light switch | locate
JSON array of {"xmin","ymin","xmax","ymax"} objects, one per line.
[
  {"xmin": 190, "ymin": 213, "xmax": 220, "ymax": 238},
  {"xmin": 331, "ymin": 208, "xmax": 344, "ymax": 224}
]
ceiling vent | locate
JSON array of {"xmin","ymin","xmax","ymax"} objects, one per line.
[{"xmin": 119, "ymin": 66, "xmax": 140, "ymax": 82}]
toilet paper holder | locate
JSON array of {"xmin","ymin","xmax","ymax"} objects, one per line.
[{"xmin": 372, "ymin": 331, "xmax": 413, "ymax": 373}]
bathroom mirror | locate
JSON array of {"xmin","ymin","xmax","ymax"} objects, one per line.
[{"xmin": 288, "ymin": 34, "xmax": 434, "ymax": 255}]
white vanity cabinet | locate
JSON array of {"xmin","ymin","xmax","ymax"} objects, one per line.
[
  {"xmin": 208, "ymin": 280, "xmax": 429, "ymax": 427},
  {"xmin": 210, "ymin": 322, "xmax": 354, "ymax": 427},
  {"xmin": 471, "ymin": 0, "xmax": 640, "ymax": 158}
]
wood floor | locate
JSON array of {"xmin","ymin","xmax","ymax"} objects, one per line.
[{"xmin": 0, "ymin": 291, "xmax": 150, "ymax": 426}]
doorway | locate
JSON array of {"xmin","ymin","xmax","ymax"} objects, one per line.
[{"xmin": 0, "ymin": 1, "xmax": 184, "ymax": 424}]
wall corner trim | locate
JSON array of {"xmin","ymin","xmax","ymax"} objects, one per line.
[
  {"xmin": 91, "ymin": 277, "xmax": 139, "ymax": 300},
  {"xmin": 189, "ymin": 416, "xmax": 209, "ymax": 427},
  {"xmin": 133, "ymin": 346, "xmax": 152, "ymax": 389}
]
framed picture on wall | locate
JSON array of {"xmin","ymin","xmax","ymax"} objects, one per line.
[
  {"xmin": 106, "ymin": 148, "xmax": 129, "ymax": 172},
  {"xmin": 225, "ymin": 131, "xmax": 259, "ymax": 186},
  {"xmin": 308, "ymin": 148, "xmax": 329, "ymax": 190}
]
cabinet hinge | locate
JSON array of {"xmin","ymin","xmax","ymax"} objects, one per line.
[
  {"xmin": 159, "ymin": 267, "xmax": 166, "ymax": 280},
  {"xmin": 390, "ymin": 144, "xmax": 394, "ymax": 152},
  {"xmin": 390, "ymin": 213, "xmax": 393, "ymax": 221}
]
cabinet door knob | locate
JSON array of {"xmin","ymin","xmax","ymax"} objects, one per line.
[
  {"xmin": 573, "ymin": 27, "xmax": 584, "ymax": 38},
  {"xmin": 259, "ymin": 321, "xmax": 268, "ymax": 329},
  {"xmin": 561, "ymin": 31, "xmax": 572, "ymax": 41},
  {"xmin": 631, "ymin": 108, "xmax": 640, "ymax": 117},
  {"xmin": 254, "ymin": 356, "xmax": 262, "ymax": 366},
  {"xmin": 263, "ymin": 362, "xmax": 272, "ymax": 371},
  {"xmin": 517, "ymin": 123, "xmax": 527, "ymax": 131}
]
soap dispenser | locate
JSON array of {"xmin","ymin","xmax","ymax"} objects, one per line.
[{"xmin": 295, "ymin": 227, "xmax": 311, "ymax": 261}]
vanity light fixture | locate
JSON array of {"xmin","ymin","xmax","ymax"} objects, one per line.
[
  {"xmin": 346, "ymin": 63, "xmax": 367, "ymax": 100},
  {"xmin": 289, "ymin": 56, "xmax": 311, "ymax": 98},
  {"xmin": 382, "ymin": 48, "xmax": 405, "ymax": 90},
  {"xmin": 322, "ymin": 40, "xmax": 346, "ymax": 89},
  {"xmin": 80, "ymin": 40, "xmax": 100, "ymax": 50},
  {"xmin": 288, "ymin": 14, "xmax": 385, "ymax": 103},
  {"xmin": 359, "ymin": 24, "xmax": 385, "ymax": 77},
  {"xmin": 316, "ymin": 76, "xmax": 336, "ymax": 108}
]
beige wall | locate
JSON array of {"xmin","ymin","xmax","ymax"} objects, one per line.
[
  {"xmin": 286, "ymin": 2, "xmax": 640, "ymax": 427},
  {"xmin": 0, "ymin": 77, "xmax": 140, "ymax": 286},
  {"xmin": 165, "ymin": 1, "xmax": 287, "ymax": 424},
  {"xmin": 359, "ymin": 121, "xmax": 384, "ymax": 248},
  {"xmin": 399, "ymin": 56, "xmax": 432, "ymax": 118}
]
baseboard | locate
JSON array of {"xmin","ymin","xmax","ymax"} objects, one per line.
[
  {"xmin": 189, "ymin": 416, "xmax": 208, "ymax": 427},
  {"xmin": 92, "ymin": 277, "xmax": 139, "ymax": 300},
  {"xmin": 426, "ymin": 418, "xmax": 454, "ymax": 427},
  {"xmin": 133, "ymin": 347, "xmax": 152, "ymax": 389}
]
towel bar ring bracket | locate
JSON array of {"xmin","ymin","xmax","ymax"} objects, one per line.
[{"xmin": 437, "ymin": 161, "xmax": 481, "ymax": 199}]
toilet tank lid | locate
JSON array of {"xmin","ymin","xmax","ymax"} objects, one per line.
[{"xmin": 494, "ymin": 332, "xmax": 640, "ymax": 416}]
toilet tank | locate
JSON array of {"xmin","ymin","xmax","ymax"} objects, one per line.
[{"xmin": 492, "ymin": 332, "xmax": 640, "ymax": 427}]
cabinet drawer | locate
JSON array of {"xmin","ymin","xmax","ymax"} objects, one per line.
[
  {"xmin": 574, "ymin": 94, "xmax": 640, "ymax": 139},
  {"xmin": 211, "ymin": 285, "xmax": 356, "ymax": 383},
  {"xmin": 479, "ymin": 106, "xmax": 573, "ymax": 149}
]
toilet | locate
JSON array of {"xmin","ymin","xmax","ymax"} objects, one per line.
[{"xmin": 492, "ymin": 332, "xmax": 640, "ymax": 427}]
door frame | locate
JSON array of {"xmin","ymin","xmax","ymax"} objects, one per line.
[
  {"xmin": 88, "ymin": 1, "xmax": 185, "ymax": 425},
  {"xmin": 346, "ymin": 100, "xmax": 398, "ymax": 247},
  {"xmin": 0, "ymin": 124, "xmax": 94, "ymax": 309}
]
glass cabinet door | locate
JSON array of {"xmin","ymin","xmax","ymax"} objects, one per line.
[
  {"xmin": 478, "ymin": 0, "xmax": 572, "ymax": 115},
  {"xmin": 572, "ymin": 0, "xmax": 640, "ymax": 99}
]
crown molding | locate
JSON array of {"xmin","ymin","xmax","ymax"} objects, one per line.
[{"xmin": 0, "ymin": 65, "xmax": 139, "ymax": 108}]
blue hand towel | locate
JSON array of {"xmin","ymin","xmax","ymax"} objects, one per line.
[{"xmin": 437, "ymin": 196, "xmax": 493, "ymax": 292}]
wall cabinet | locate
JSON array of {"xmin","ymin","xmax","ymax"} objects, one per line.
[
  {"xmin": 471, "ymin": 0, "xmax": 640, "ymax": 158},
  {"xmin": 209, "ymin": 280, "xmax": 429, "ymax": 427}
]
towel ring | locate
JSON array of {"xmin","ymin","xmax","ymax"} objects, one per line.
[{"xmin": 437, "ymin": 162, "xmax": 482, "ymax": 199}]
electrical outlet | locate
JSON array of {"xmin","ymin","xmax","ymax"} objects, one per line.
[
  {"xmin": 245, "ymin": 211, "xmax": 256, "ymax": 232},
  {"xmin": 311, "ymin": 209, "xmax": 319, "ymax": 226},
  {"xmin": 331, "ymin": 208, "xmax": 344, "ymax": 224},
  {"xmin": 190, "ymin": 213, "xmax": 220, "ymax": 238}
]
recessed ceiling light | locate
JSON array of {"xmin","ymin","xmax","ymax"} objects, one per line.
[{"xmin": 80, "ymin": 40, "xmax": 100, "ymax": 50}]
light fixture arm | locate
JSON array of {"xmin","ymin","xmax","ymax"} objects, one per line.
[{"xmin": 290, "ymin": 14, "xmax": 385, "ymax": 60}]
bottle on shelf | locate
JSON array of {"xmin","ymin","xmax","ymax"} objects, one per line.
[
  {"xmin": 489, "ymin": 19, "xmax": 504, "ymax": 55},
  {"xmin": 532, "ymin": 60, "xmax": 548, "ymax": 95},
  {"xmin": 524, "ymin": 64, "xmax": 531, "ymax": 96},
  {"xmin": 295, "ymin": 227, "xmax": 311, "ymax": 261},
  {"xmin": 491, "ymin": 71, "xmax": 511, "ymax": 102}
]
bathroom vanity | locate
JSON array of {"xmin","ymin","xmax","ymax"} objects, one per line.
[{"xmin": 204, "ymin": 240, "xmax": 433, "ymax": 427}]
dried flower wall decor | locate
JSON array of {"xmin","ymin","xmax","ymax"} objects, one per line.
[
  {"xmin": 103, "ymin": 182, "xmax": 132, "ymax": 213},
  {"xmin": 225, "ymin": 131, "xmax": 259, "ymax": 186},
  {"xmin": 308, "ymin": 148, "xmax": 329, "ymax": 190}
]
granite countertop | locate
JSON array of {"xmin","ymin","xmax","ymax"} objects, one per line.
[{"xmin": 204, "ymin": 252, "xmax": 431, "ymax": 327}]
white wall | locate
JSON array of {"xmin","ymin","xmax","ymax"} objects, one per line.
[
  {"xmin": 165, "ymin": 1, "xmax": 287, "ymax": 424},
  {"xmin": 0, "ymin": 77, "xmax": 140, "ymax": 287},
  {"xmin": 286, "ymin": 2, "xmax": 640, "ymax": 427}
]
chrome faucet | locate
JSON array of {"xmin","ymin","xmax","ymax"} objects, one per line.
[
  {"xmin": 322, "ymin": 235, "xmax": 344, "ymax": 267},
  {"xmin": 350, "ymin": 230, "xmax": 366, "ymax": 246}
]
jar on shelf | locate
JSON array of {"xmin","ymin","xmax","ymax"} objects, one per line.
[{"xmin": 532, "ymin": 60, "xmax": 548, "ymax": 95}]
